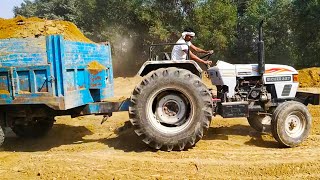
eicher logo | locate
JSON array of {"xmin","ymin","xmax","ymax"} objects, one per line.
[{"xmin": 266, "ymin": 76, "xmax": 292, "ymax": 82}]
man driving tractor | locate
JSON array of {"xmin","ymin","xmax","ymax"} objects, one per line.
[{"xmin": 171, "ymin": 27, "xmax": 213, "ymax": 66}]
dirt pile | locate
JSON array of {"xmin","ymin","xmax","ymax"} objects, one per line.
[
  {"xmin": 87, "ymin": 61, "xmax": 106, "ymax": 70},
  {"xmin": 87, "ymin": 61, "xmax": 106, "ymax": 75},
  {"xmin": 298, "ymin": 67, "xmax": 320, "ymax": 88},
  {"xmin": 0, "ymin": 16, "xmax": 93, "ymax": 43}
]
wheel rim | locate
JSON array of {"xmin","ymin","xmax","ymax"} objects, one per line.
[
  {"xmin": 156, "ymin": 94, "xmax": 187, "ymax": 125},
  {"xmin": 284, "ymin": 111, "xmax": 306, "ymax": 138},
  {"xmin": 146, "ymin": 87, "xmax": 194, "ymax": 135}
]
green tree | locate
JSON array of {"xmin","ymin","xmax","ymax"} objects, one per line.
[
  {"xmin": 232, "ymin": 0, "xmax": 294, "ymax": 65},
  {"xmin": 134, "ymin": 0, "xmax": 198, "ymax": 42},
  {"xmin": 192, "ymin": 0, "xmax": 237, "ymax": 60},
  {"xmin": 14, "ymin": 0, "xmax": 80, "ymax": 22},
  {"xmin": 292, "ymin": 0, "xmax": 320, "ymax": 68}
]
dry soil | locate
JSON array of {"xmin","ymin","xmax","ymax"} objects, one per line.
[
  {"xmin": 0, "ymin": 77, "xmax": 320, "ymax": 179},
  {"xmin": 0, "ymin": 16, "xmax": 93, "ymax": 43}
]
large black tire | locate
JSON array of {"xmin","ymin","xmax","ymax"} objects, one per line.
[
  {"xmin": 12, "ymin": 117, "xmax": 54, "ymax": 138},
  {"xmin": 271, "ymin": 101, "xmax": 311, "ymax": 147},
  {"xmin": 247, "ymin": 113, "xmax": 271, "ymax": 133},
  {"xmin": 0, "ymin": 126, "xmax": 4, "ymax": 147},
  {"xmin": 129, "ymin": 67, "xmax": 213, "ymax": 151}
]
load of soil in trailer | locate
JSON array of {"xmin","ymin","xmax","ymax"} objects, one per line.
[
  {"xmin": 0, "ymin": 16, "xmax": 93, "ymax": 43},
  {"xmin": 298, "ymin": 67, "xmax": 320, "ymax": 88}
]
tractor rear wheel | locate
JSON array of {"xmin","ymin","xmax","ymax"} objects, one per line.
[
  {"xmin": 129, "ymin": 67, "xmax": 213, "ymax": 151},
  {"xmin": 12, "ymin": 117, "xmax": 55, "ymax": 138},
  {"xmin": 271, "ymin": 101, "xmax": 311, "ymax": 147}
]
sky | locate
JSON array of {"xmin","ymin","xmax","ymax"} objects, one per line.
[{"xmin": 0, "ymin": 0, "xmax": 26, "ymax": 18}]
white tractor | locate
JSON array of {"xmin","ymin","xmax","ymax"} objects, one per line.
[{"xmin": 130, "ymin": 21, "xmax": 319, "ymax": 151}]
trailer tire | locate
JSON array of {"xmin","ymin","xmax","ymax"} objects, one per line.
[
  {"xmin": 12, "ymin": 117, "xmax": 54, "ymax": 138},
  {"xmin": 247, "ymin": 113, "xmax": 271, "ymax": 133},
  {"xmin": 0, "ymin": 126, "xmax": 4, "ymax": 147},
  {"xmin": 271, "ymin": 101, "xmax": 311, "ymax": 147},
  {"xmin": 129, "ymin": 67, "xmax": 213, "ymax": 151}
]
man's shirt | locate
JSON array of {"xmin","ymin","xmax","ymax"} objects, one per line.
[{"xmin": 171, "ymin": 38, "xmax": 192, "ymax": 60}]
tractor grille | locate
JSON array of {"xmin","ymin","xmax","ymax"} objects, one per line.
[{"xmin": 282, "ymin": 84, "xmax": 292, "ymax": 96}]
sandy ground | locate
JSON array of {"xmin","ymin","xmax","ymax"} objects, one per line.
[{"xmin": 1, "ymin": 77, "xmax": 320, "ymax": 179}]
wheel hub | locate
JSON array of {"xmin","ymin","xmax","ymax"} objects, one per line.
[
  {"xmin": 146, "ymin": 86, "xmax": 195, "ymax": 135},
  {"xmin": 289, "ymin": 121, "xmax": 297, "ymax": 131},
  {"xmin": 156, "ymin": 94, "xmax": 187, "ymax": 125},
  {"xmin": 163, "ymin": 101, "xmax": 180, "ymax": 117},
  {"xmin": 285, "ymin": 113, "xmax": 305, "ymax": 138}
]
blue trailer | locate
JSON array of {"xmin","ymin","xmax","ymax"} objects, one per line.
[{"xmin": 0, "ymin": 35, "xmax": 129, "ymax": 145}]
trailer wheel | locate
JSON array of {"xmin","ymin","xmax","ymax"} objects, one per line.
[
  {"xmin": 0, "ymin": 126, "xmax": 4, "ymax": 146},
  {"xmin": 271, "ymin": 101, "xmax": 311, "ymax": 147},
  {"xmin": 129, "ymin": 67, "xmax": 213, "ymax": 151},
  {"xmin": 12, "ymin": 117, "xmax": 55, "ymax": 138},
  {"xmin": 247, "ymin": 113, "xmax": 271, "ymax": 133}
]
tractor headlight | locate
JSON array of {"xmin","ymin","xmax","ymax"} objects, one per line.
[{"xmin": 293, "ymin": 74, "xmax": 299, "ymax": 83}]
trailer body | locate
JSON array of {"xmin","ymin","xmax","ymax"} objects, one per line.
[{"xmin": 0, "ymin": 35, "xmax": 114, "ymax": 110}]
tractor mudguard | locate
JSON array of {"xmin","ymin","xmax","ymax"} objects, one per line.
[{"xmin": 137, "ymin": 60, "xmax": 203, "ymax": 77}]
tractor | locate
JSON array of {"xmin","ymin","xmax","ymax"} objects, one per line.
[{"xmin": 129, "ymin": 21, "xmax": 319, "ymax": 151}]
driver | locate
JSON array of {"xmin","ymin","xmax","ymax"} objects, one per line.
[{"xmin": 171, "ymin": 28, "xmax": 213, "ymax": 66}]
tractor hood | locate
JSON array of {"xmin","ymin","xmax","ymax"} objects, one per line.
[{"xmin": 211, "ymin": 60, "xmax": 298, "ymax": 77}]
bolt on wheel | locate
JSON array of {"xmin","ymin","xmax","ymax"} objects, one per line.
[{"xmin": 284, "ymin": 112, "xmax": 306, "ymax": 139}]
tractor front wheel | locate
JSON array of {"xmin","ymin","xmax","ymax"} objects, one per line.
[{"xmin": 271, "ymin": 101, "xmax": 311, "ymax": 147}]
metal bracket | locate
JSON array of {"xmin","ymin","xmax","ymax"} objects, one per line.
[
  {"xmin": 101, "ymin": 115, "xmax": 109, "ymax": 125},
  {"xmin": 9, "ymin": 67, "xmax": 16, "ymax": 100}
]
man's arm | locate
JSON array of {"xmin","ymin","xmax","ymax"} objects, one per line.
[
  {"xmin": 184, "ymin": 50, "xmax": 211, "ymax": 65},
  {"xmin": 190, "ymin": 44, "xmax": 212, "ymax": 54}
]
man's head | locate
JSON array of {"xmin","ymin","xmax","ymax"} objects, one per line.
[{"xmin": 182, "ymin": 27, "xmax": 195, "ymax": 41}]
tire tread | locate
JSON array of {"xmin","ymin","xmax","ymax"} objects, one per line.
[{"xmin": 129, "ymin": 67, "xmax": 212, "ymax": 151}]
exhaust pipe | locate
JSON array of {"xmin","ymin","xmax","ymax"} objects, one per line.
[{"xmin": 258, "ymin": 20, "xmax": 265, "ymax": 74}]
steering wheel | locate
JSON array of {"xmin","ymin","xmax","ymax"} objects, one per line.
[
  {"xmin": 198, "ymin": 53, "xmax": 214, "ymax": 78},
  {"xmin": 200, "ymin": 53, "xmax": 213, "ymax": 60},
  {"xmin": 200, "ymin": 53, "xmax": 214, "ymax": 69}
]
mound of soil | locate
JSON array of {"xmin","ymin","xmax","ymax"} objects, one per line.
[
  {"xmin": 298, "ymin": 67, "xmax": 320, "ymax": 88},
  {"xmin": 0, "ymin": 16, "xmax": 92, "ymax": 43}
]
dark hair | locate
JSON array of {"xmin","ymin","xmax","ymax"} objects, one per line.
[{"xmin": 183, "ymin": 27, "xmax": 194, "ymax": 33}]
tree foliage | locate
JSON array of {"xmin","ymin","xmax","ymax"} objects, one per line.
[
  {"xmin": 235, "ymin": 0, "xmax": 294, "ymax": 65},
  {"xmin": 292, "ymin": 0, "xmax": 320, "ymax": 68},
  {"xmin": 192, "ymin": 0, "xmax": 237, "ymax": 60},
  {"xmin": 13, "ymin": 0, "xmax": 320, "ymax": 76}
]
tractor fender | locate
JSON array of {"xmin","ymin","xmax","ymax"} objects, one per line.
[{"xmin": 138, "ymin": 60, "xmax": 203, "ymax": 77}]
